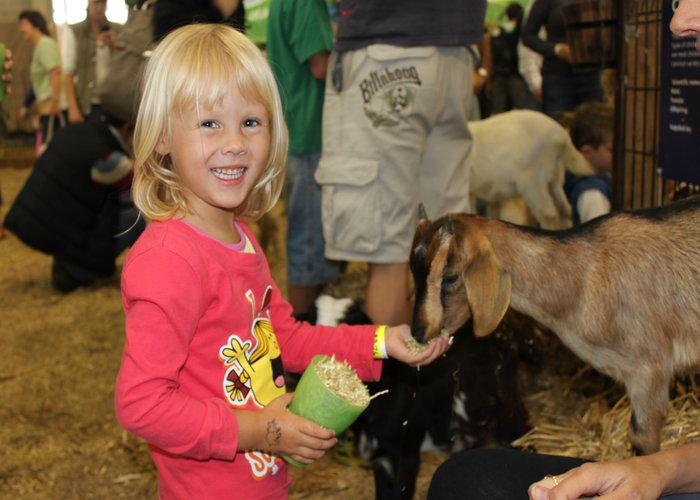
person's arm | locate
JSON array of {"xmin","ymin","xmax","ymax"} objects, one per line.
[
  {"xmin": 116, "ymin": 249, "xmax": 240, "ymax": 460},
  {"xmin": 528, "ymin": 441, "xmax": 700, "ymax": 500},
  {"xmin": 64, "ymin": 75, "xmax": 82, "ymax": 122},
  {"xmin": 62, "ymin": 27, "xmax": 82, "ymax": 122},
  {"xmin": 293, "ymin": 0, "xmax": 333, "ymax": 82},
  {"xmin": 518, "ymin": 1, "xmax": 543, "ymax": 98},
  {"xmin": 308, "ymin": 51, "xmax": 330, "ymax": 82},
  {"xmin": 521, "ymin": 0, "xmax": 557, "ymax": 57},
  {"xmin": 474, "ymin": 32, "xmax": 493, "ymax": 95},
  {"xmin": 49, "ymin": 66, "xmax": 62, "ymax": 116},
  {"xmin": 577, "ymin": 189, "xmax": 610, "ymax": 223},
  {"xmin": 234, "ymin": 393, "xmax": 336, "ymax": 465},
  {"xmin": 38, "ymin": 38, "xmax": 63, "ymax": 116}
]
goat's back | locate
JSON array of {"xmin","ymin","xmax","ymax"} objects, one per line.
[
  {"xmin": 504, "ymin": 198, "xmax": 700, "ymax": 377},
  {"xmin": 468, "ymin": 110, "xmax": 577, "ymax": 200}
]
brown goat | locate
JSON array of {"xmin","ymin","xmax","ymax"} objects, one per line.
[{"xmin": 409, "ymin": 199, "xmax": 700, "ymax": 455}]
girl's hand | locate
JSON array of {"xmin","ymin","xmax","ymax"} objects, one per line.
[
  {"xmin": 385, "ymin": 325, "xmax": 452, "ymax": 367},
  {"xmin": 528, "ymin": 458, "xmax": 665, "ymax": 500},
  {"xmin": 255, "ymin": 393, "xmax": 337, "ymax": 465}
]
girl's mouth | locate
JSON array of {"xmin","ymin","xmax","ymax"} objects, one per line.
[{"xmin": 212, "ymin": 167, "xmax": 245, "ymax": 180}]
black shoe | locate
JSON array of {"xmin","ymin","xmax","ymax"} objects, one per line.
[{"xmin": 51, "ymin": 263, "xmax": 93, "ymax": 294}]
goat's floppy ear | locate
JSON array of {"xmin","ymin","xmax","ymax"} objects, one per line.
[{"xmin": 464, "ymin": 238, "xmax": 511, "ymax": 337}]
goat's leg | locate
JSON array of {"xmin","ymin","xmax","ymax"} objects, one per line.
[
  {"xmin": 518, "ymin": 183, "xmax": 561, "ymax": 230},
  {"xmin": 624, "ymin": 370, "xmax": 671, "ymax": 455},
  {"xmin": 548, "ymin": 181, "xmax": 573, "ymax": 229},
  {"xmin": 490, "ymin": 198, "xmax": 538, "ymax": 227}
]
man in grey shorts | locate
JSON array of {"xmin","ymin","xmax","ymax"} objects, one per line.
[{"xmin": 316, "ymin": 1, "xmax": 487, "ymax": 326}]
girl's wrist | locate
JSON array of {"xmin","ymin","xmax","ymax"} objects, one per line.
[{"xmin": 373, "ymin": 325, "xmax": 388, "ymax": 359}]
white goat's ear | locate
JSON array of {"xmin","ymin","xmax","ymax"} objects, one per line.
[{"xmin": 464, "ymin": 239, "xmax": 511, "ymax": 337}]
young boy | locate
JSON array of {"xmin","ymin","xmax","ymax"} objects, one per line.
[{"xmin": 563, "ymin": 101, "xmax": 614, "ymax": 225}]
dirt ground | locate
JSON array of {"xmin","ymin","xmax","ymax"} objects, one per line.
[{"xmin": 1, "ymin": 153, "xmax": 698, "ymax": 500}]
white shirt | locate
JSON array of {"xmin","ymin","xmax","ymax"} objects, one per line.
[
  {"xmin": 61, "ymin": 25, "xmax": 112, "ymax": 103},
  {"xmin": 578, "ymin": 189, "xmax": 611, "ymax": 223}
]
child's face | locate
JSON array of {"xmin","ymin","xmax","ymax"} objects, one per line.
[
  {"xmin": 583, "ymin": 136, "xmax": 613, "ymax": 174},
  {"xmin": 157, "ymin": 85, "xmax": 271, "ymax": 220}
]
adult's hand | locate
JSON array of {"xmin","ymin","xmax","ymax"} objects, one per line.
[{"xmin": 528, "ymin": 457, "xmax": 666, "ymax": 500}]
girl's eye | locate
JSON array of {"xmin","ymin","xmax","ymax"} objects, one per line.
[
  {"xmin": 243, "ymin": 118, "xmax": 261, "ymax": 128},
  {"xmin": 200, "ymin": 120, "xmax": 218, "ymax": 128}
]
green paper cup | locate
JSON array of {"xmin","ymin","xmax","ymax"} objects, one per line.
[{"xmin": 284, "ymin": 355, "xmax": 370, "ymax": 467}]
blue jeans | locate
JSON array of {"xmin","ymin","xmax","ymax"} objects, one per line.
[
  {"xmin": 285, "ymin": 153, "xmax": 340, "ymax": 286},
  {"xmin": 542, "ymin": 71, "xmax": 604, "ymax": 118}
]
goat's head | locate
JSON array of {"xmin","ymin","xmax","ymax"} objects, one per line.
[{"xmin": 410, "ymin": 205, "xmax": 512, "ymax": 343}]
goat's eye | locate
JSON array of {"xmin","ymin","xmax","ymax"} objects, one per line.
[{"xmin": 442, "ymin": 275, "xmax": 459, "ymax": 288}]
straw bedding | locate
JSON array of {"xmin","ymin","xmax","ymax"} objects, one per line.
[
  {"xmin": 1, "ymin": 162, "xmax": 698, "ymax": 500},
  {"xmin": 315, "ymin": 356, "xmax": 370, "ymax": 407}
]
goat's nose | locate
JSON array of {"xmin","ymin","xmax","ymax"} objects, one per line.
[{"xmin": 411, "ymin": 324, "xmax": 426, "ymax": 343}]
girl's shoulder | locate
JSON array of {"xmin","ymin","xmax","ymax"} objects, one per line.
[{"xmin": 126, "ymin": 219, "xmax": 207, "ymax": 266}]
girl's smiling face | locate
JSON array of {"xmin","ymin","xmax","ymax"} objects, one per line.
[{"xmin": 157, "ymin": 84, "xmax": 271, "ymax": 228}]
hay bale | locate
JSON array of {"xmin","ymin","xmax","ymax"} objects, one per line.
[{"xmin": 512, "ymin": 373, "xmax": 700, "ymax": 462}]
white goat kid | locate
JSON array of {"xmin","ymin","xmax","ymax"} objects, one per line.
[
  {"xmin": 410, "ymin": 200, "xmax": 700, "ymax": 455},
  {"xmin": 467, "ymin": 110, "xmax": 593, "ymax": 229}
]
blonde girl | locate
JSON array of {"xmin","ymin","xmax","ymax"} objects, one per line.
[{"xmin": 114, "ymin": 24, "xmax": 450, "ymax": 500}]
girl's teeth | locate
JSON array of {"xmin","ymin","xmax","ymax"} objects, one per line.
[{"xmin": 212, "ymin": 168, "xmax": 244, "ymax": 180}]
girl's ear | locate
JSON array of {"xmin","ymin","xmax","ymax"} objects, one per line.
[{"xmin": 155, "ymin": 135, "xmax": 170, "ymax": 156}]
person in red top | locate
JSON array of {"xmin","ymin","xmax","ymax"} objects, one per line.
[{"xmin": 114, "ymin": 24, "xmax": 452, "ymax": 500}]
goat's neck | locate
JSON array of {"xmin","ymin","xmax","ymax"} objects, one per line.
[{"xmin": 484, "ymin": 221, "xmax": 586, "ymax": 327}]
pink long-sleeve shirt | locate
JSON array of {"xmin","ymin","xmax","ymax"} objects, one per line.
[{"xmin": 115, "ymin": 218, "xmax": 381, "ymax": 499}]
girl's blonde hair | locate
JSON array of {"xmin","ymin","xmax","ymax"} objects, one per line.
[{"xmin": 132, "ymin": 23, "xmax": 288, "ymax": 222}]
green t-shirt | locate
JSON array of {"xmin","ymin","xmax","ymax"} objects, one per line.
[
  {"xmin": 266, "ymin": 0, "xmax": 333, "ymax": 154},
  {"xmin": 31, "ymin": 36, "xmax": 61, "ymax": 103},
  {"xmin": 244, "ymin": 0, "xmax": 271, "ymax": 46}
]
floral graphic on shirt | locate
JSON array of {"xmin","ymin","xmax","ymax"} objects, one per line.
[
  {"xmin": 245, "ymin": 450, "xmax": 280, "ymax": 479},
  {"xmin": 219, "ymin": 286, "xmax": 287, "ymax": 479},
  {"xmin": 220, "ymin": 286, "xmax": 287, "ymax": 409}
]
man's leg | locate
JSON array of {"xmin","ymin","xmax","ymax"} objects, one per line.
[
  {"xmin": 288, "ymin": 284, "xmax": 323, "ymax": 319},
  {"xmin": 364, "ymin": 261, "xmax": 412, "ymax": 325}
]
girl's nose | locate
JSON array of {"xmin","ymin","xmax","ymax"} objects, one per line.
[
  {"xmin": 221, "ymin": 130, "xmax": 246, "ymax": 156},
  {"xmin": 670, "ymin": 0, "xmax": 700, "ymax": 38}
]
